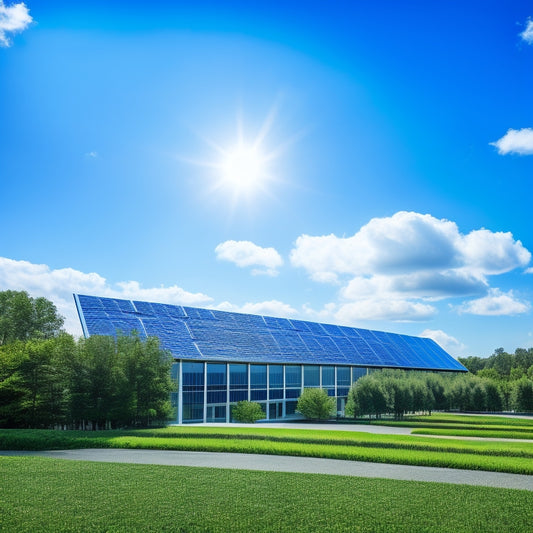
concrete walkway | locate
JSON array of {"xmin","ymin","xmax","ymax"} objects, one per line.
[{"xmin": 2, "ymin": 449, "xmax": 532, "ymax": 492}]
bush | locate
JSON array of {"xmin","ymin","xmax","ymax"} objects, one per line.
[
  {"xmin": 232, "ymin": 401, "xmax": 265, "ymax": 423},
  {"xmin": 297, "ymin": 388, "xmax": 336, "ymax": 420}
]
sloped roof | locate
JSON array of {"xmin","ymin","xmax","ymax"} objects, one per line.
[{"xmin": 74, "ymin": 294, "xmax": 467, "ymax": 372}]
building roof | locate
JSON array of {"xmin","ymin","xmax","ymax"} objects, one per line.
[{"xmin": 74, "ymin": 294, "xmax": 467, "ymax": 372}]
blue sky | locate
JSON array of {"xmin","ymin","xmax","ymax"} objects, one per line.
[{"xmin": 1, "ymin": 0, "xmax": 532, "ymax": 358}]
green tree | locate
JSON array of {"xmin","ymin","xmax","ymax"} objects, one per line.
[
  {"xmin": 345, "ymin": 386, "xmax": 359, "ymax": 418},
  {"xmin": 483, "ymin": 380, "xmax": 503, "ymax": 412},
  {"xmin": 232, "ymin": 401, "xmax": 265, "ymax": 423},
  {"xmin": 296, "ymin": 388, "xmax": 336, "ymax": 420},
  {"xmin": 511, "ymin": 379, "xmax": 533, "ymax": 412},
  {"xmin": 0, "ymin": 291, "xmax": 63, "ymax": 345}
]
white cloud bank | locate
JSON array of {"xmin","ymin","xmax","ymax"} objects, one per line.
[
  {"xmin": 290, "ymin": 211, "xmax": 531, "ymax": 321},
  {"xmin": 521, "ymin": 18, "xmax": 533, "ymax": 44},
  {"xmin": 0, "ymin": 257, "xmax": 213, "ymax": 336},
  {"xmin": 458, "ymin": 289, "xmax": 530, "ymax": 316},
  {"xmin": 217, "ymin": 299, "xmax": 297, "ymax": 317},
  {"xmin": 420, "ymin": 329, "xmax": 465, "ymax": 358},
  {"xmin": 0, "ymin": 1, "xmax": 32, "ymax": 47},
  {"xmin": 215, "ymin": 240, "xmax": 283, "ymax": 276},
  {"xmin": 490, "ymin": 128, "xmax": 533, "ymax": 155}
]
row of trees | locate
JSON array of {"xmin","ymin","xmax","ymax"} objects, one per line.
[
  {"xmin": 459, "ymin": 347, "xmax": 533, "ymax": 381},
  {"xmin": 0, "ymin": 334, "xmax": 174, "ymax": 429},
  {"xmin": 345, "ymin": 369, "xmax": 533, "ymax": 419},
  {"xmin": 0, "ymin": 289, "xmax": 174, "ymax": 429}
]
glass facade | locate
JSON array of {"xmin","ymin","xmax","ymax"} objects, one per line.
[{"xmin": 178, "ymin": 362, "xmax": 370, "ymax": 423}]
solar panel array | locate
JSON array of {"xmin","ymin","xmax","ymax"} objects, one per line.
[{"xmin": 74, "ymin": 294, "xmax": 467, "ymax": 372}]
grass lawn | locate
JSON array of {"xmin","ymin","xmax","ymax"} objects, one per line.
[
  {"xmin": 1, "ymin": 417, "xmax": 533, "ymax": 474},
  {"xmin": 373, "ymin": 413, "xmax": 533, "ymax": 439},
  {"xmin": 1, "ymin": 456, "xmax": 532, "ymax": 532}
]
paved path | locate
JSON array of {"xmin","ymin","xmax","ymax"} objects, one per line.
[{"xmin": 2, "ymin": 449, "xmax": 532, "ymax": 491}]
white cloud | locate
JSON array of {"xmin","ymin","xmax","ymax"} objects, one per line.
[
  {"xmin": 526, "ymin": 267, "xmax": 533, "ymax": 274},
  {"xmin": 420, "ymin": 329, "xmax": 465, "ymax": 358},
  {"xmin": 0, "ymin": 257, "xmax": 213, "ymax": 336},
  {"xmin": 216, "ymin": 299, "xmax": 296, "ymax": 317},
  {"xmin": 341, "ymin": 271, "xmax": 488, "ymax": 301},
  {"xmin": 291, "ymin": 212, "xmax": 530, "ymax": 282},
  {"xmin": 520, "ymin": 18, "xmax": 533, "ymax": 44},
  {"xmin": 490, "ymin": 128, "xmax": 533, "ymax": 155},
  {"xmin": 85, "ymin": 151, "xmax": 98, "ymax": 159},
  {"xmin": 290, "ymin": 211, "xmax": 531, "ymax": 322},
  {"xmin": 458, "ymin": 289, "xmax": 530, "ymax": 316},
  {"xmin": 458, "ymin": 229, "xmax": 530, "ymax": 274},
  {"xmin": 215, "ymin": 240, "xmax": 283, "ymax": 276},
  {"xmin": 335, "ymin": 300, "xmax": 437, "ymax": 323},
  {"xmin": 0, "ymin": 1, "xmax": 32, "ymax": 47}
]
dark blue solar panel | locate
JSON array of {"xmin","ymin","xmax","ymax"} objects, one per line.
[
  {"xmin": 74, "ymin": 294, "xmax": 467, "ymax": 372},
  {"xmin": 262, "ymin": 316, "xmax": 295, "ymax": 330}
]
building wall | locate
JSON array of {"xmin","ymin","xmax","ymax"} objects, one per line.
[{"xmin": 171, "ymin": 361, "xmax": 369, "ymax": 423}]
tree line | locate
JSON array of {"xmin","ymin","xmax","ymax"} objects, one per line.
[
  {"xmin": 345, "ymin": 369, "xmax": 533, "ymax": 419},
  {"xmin": 0, "ymin": 291, "xmax": 174, "ymax": 429}
]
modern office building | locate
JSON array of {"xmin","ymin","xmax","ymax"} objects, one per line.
[{"xmin": 74, "ymin": 294, "xmax": 467, "ymax": 423}]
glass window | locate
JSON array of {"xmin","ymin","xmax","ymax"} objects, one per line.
[
  {"xmin": 207, "ymin": 391, "xmax": 227, "ymax": 404},
  {"xmin": 230, "ymin": 364, "xmax": 248, "ymax": 389},
  {"xmin": 285, "ymin": 401, "xmax": 298, "ymax": 415},
  {"xmin": 322, "ymin": 366, "xmax": 335, "ymax": 387},
  {"xmin": 269, "ymin": 365, "xmax": 283, "ymax": 388},
  {"xmin": 353, "ymin": 367, "xmax": 367, "ymax": 381},
  {"xmin": 285, "ymin": 365, "xmax": 301, "ymax": 388},
  {"xmin": 250, "ymin": 365, "xmax": 267, "ymax": 388},
  {"xmin": 269, "ymin": 388, "xmax": 283, "ymax": 400},
  {"xmin": 182, "ymin": 391, "xmax": 203, "ymax": 422},
  {"xmin": 230, "ymin": 390, "xmax": 248, "ymax": 403},
  {"xmin": 182, "ymin": 362, "xmax": 204, "ymax": 390},
  {"xmin": 304, "ymin": 365, "xmax": 319, "ymax": 387},
  {"xmin": 251, "ymin": 389, "xmax": 267, "ymax": 401},
  {"xmin": 207, "ymin": 363, "xmax": 226, "ymax": 388},
  {"xmin": 286, "ymin": 388, "xmax": 300, "ymax": 399},
  {"xmin": 336, "ymin": 366, "xmax": 351, "ymax": 387}
]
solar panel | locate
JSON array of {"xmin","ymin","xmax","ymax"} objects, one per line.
[{"xmin": 74, "ymin": 294, "xmax": 467, "ymax": 372}]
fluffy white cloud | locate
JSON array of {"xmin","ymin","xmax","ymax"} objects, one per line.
[
  {"xmin": 490, "ymin": 128, "xmax": 533, "ymax": 155},
  {"xmin": 290, "ymin": 211, "xmax": 531, "ymax": 321},
  {"xmin": 0, "ymin": 257, "xmax": 213, "ymax": 336},
  {"xmin": 420, "ymin": 329, "xmax": 465, "ymax": 358},
  {"xmin": 521, "ymin": 18, "xmax": 533, "ymax": 44},
  {"xmin": 0, "ymin": 1, "xmax": 32, "ymax": 47},
  {"xmin": 215, "ymin": 240, "xmax": 283, "ymax": 276},
  {"xmin": 291, "ymin": 212, "xmax": 530, "ymax": 283},
  {"xmin": 526, "ymin": 267, "xmax": 533, "ymax": 274},
  {"xmin": 341, "ymin": 271, "xmax": 488, "ymax": 301},
  {"xmin": 335, "ymin": 300, "xmax": 437, "ymax": 323},
  {"xmin": 216, "ymin": 299, "xmax": 296, "ymax": 317},
  {"xmin": 458, "ymin": 289, "xmax": 530, "ymax": 316},
  {"xmin": 291, "ymin": 212, "xmax": 460, "ymax": 281}
]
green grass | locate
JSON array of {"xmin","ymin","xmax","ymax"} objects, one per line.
[
  {"xmin": 374, "ymin": 413, "xmax": 533, "ymax": 439},
  {"xmin": 1, "ymin": 426, "xmax": 533, "ymax": 474},
  {"xmin": 1, "ymin": 456, "xmax": 532, "ymax": 532},
  {"xmin": 411, "ymin": 428, "xmax": 533, "ymax": 439},
  {"xmin": 375, "ymin": 413, "xmax": 533, "ymax": 428}
]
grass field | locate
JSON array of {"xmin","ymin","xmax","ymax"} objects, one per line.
[
  {"xmin": 1, "ymin": 416, "xmax": 533, "ymax": 474},
  {"xmin": 1, "ymin": 456, "xmax": 532, "ymax": 532},
  {"xmin": 373, "ymin": 413, "xmax": 533, "ymax": 439}
]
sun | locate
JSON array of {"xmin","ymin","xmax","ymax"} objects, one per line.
[
  {"xmin": 180, "ymin": 102, "xmax": 298, "ymax": 208},
  {"xmin": 221, "ymin": 143, "xmax": 266, "ymax": 192}
]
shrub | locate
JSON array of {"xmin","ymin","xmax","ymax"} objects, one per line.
[
  {"xmin": 232, "ymin": 401, "xmax": 265, "ymax": 423},
  {"xmin": 297, "ymin": 388, "xmax": 336, "ymax": 420}
]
